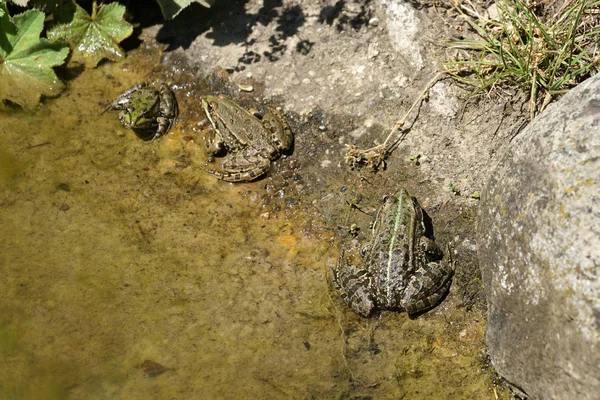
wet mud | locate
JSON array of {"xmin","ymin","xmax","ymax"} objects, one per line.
[{"xmin": 0, "ymin": 48, "xmax": 508, "ymax": 399}]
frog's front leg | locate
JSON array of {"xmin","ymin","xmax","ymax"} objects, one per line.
[
  {"xmin": 333, "ymin": 252, "xmax": 375, "ymax": 317},
  {"xmin": 399, "ymin": 261, "xmax": 453, "ymax": 314},
  {"xmin": 420, "ymin": 236, "xmax": 443, "ymax": 260},
  {"xmin": 202, "ymin": 125, "xmax": 225, "ymax": 156},
  {"xmin": 204, "ymin": 151, "xmax": 271, "ymax": 182}
]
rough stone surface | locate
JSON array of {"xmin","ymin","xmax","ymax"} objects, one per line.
[
  {"xmin": 478, "ymin": 73, "xmax": 600, "ymax": 399},
  {"xmin": 148, "ymin": 0, "xmax": 528, "ymax": 199},
  {"xmin": 384, "ymin": 0, "xmax": 424, "ymax": 70}
]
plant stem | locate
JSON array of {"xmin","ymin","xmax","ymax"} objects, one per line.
[
  {"xmin": 530, "ymin": 69, "xmax": 537, "ymax": 121},
  {"xmin": 382, "ymin": 72, "xmax": 444, "ymax": 150}
]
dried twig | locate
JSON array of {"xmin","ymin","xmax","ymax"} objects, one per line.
[{"xmin": 344, "ymin": 72, "xmax": 444, "ymax": 171}]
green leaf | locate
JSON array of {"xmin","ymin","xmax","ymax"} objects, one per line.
[
  {"xmin": 448, "ymin": 183, "xmax": 460, "ymax": 195},
  {"xmin": 0, "ymin": 9, "xmax": 69, "ymax": 108},
  {"xmin": 0, "ymin": 1, "xmax": 7, "ymax": 22},
  {"xmin": 155, "ymin": 0, "xmax": 214, "ymax": 20},
  {"xmin": 47, "ymin": 2, "xmax": 132, "ymax": 68}
]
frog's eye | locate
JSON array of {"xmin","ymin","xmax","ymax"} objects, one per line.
[{"xmin": 382, "ymin": 195, "xmax": 399, "ymax": 205}]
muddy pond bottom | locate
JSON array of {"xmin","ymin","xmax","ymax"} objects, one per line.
[{"xmin": 0, "ymin": 56, "xmax": 506, "ymax": 399}]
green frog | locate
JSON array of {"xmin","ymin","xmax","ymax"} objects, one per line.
[
  {"xmin": 333, "ymin": 188, "xmax": 453, "ymax": 317},
  {"xmin": 201, "ymin": 95, "xmax": 293, "ymax": 182},
  {"xmin": 102, "ymin": 82, "xmax": 178, "ymax": 141}
]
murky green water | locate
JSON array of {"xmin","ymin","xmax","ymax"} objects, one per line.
[{"xmin": 0, "ymin": 50, "xmax": 508, "ymax": 399}]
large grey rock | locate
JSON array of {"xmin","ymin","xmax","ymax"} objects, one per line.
[{"xmin": 478, "ymin": 73, "xmax": 600, "ymax": 399}]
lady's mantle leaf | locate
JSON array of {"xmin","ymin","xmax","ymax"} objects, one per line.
[
  {"xmin": 47, "ymin": 2, "xmax": 133, "ymax": 68},
  {"xmin": 0, "ymin": 9, "xmax": 69, "ymax": 108},
  {"xmin": 0, "ymin": 2, "xmax": 7, "ymax": 23},
  {"xmin": 156, "ymin": 0, "xmax": 214, "ymax": 20}
]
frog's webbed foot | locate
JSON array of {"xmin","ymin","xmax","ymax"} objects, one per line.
[
  {"xmin": 333, "ymin": 252, "xmax": 375, "ymax": 317},
  {"xmin": 100, "ymin": 103, "xmax": 114, "ymax": 115},
  {"xmin": 203, "ymin": 153, "xmax": 271, "ymax": 182},
  {"xmin": 100, "ymin": 100, "xmax": 123, "ymax": 115},
  {"xmin": 151, "ymin": 116, "xmax": 175, "ymax": 141},
  {"xmin": 400, "ymin": 261, "xmax": 453, "ymax": 315}
]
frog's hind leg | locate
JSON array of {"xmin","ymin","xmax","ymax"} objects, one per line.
[
  {"xmin": 332, "ymin": 258, "xmax": 376, "ymax": 317},
  {"xmin": 151, "ymin": 116, "xmax": 175, "ymax": 141},
  {"xmin": 400, "ymin": 261, "xmax": 454, "ymax": 315},
  {"xmin": 263, "ymin": 108, "xmax": 294, "ymax": 152},
  {"xmin": 203, "ymin": 153, "xmax": 271, "ymax": 182}
]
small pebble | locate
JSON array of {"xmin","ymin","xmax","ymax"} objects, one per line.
[
  {"xmin": 318, "ymin": 125, "xmax": 327, "ymax": 131},
  {"xmin": 369, "ymin": 17, "xmax": 380, "ymax": 27},
  {"xmin": 238, "ymin": 84, "xmax": 254, "ymax": 92}
]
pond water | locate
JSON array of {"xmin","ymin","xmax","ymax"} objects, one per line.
[{"xmin": 0, "ymin": 50, "xmax": 507, "ymax": 399}]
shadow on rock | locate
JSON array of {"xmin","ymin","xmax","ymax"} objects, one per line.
[
  {"xmin": 318, "ymin": 0, "xmax": 372, "ymax": 31},
  {"xmin": 156, "ymin": 2, "xmax": 221, "ymax": 50},
  {"xmin": 154, "ymin": 0, "xmax": 375, "ymax": 71},
  {"xmin": 155, "ymin": 0, "xmax": 305, "ymax": 50}
]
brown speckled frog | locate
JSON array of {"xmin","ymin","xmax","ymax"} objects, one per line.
[{"xmin": 201, "ymin": 95, "xmax": 293, "ymax": 182}]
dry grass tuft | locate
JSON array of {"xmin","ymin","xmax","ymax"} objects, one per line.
[{"xmin": 445, "ymin": 0, "xmax": 600, "ymax": 119}]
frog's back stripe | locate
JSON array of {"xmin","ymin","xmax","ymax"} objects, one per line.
[{"xmin": 386, "ymin": 190, "xmax": 411, "ymax": 301}]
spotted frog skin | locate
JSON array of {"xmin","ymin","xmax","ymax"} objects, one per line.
[
  {"xmin": 201, "ymin": 95, "xmax": 293, "ymax": 182},
  {"xmin": 333, "ymin": 188, "xmax": 453, "ymax": 317},
  {"xmin": 103, "ymin": 82, "xmax": 178, "ymax": 141}
]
